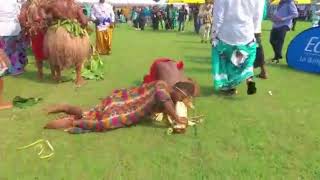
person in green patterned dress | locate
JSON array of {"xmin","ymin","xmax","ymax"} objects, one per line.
[
  {"xmin": 44, "ymin": 80, "xmax": 194, "ymax": 134},
  {"xmin": 211, "ymin": 0, "xmax": 264, "ymax": 95}
]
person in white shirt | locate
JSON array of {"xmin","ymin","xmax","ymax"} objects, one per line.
[
  {"xmin": 211, "ymin": 0, "xmax": 264, "ymax": 95},
  {"xmin": 91, "ymin": 0, "xmax": 115, "ymax": 55},
  {"xmin": 0, "ymin": 1, "xmax": 28, "ymax": 76}
]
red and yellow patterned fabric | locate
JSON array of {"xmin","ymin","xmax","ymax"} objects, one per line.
[{"xmin": 67, "ymin": 81, "xmax": 171, "ymax": 134}]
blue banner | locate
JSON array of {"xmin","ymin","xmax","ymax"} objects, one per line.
[{"xmin": 286, "ymin": 27, "xmax": 320, "ymax": 74}]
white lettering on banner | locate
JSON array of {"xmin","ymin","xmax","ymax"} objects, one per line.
[
  {"xmin": 305, "ymin": 37, "xmax": 320, "ymax": 53},
  {"xmin": 299, "ymin": 56, "xmax": 306, "ymax": 62},
  {"xmin": 300, "ymin": 56, "xmax": 320, "ymax": 67}
]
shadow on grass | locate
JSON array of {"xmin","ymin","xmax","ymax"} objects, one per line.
[
  {"xmin": 199, "ymin": 85, "xmax": 248, "ymax": 100},
  {"xmin": 139, "ymin": 119, "xmax": 167, "ymax": 129},
  {"xmin": 267, "ymin": 62, "xmax": 320, "ymax": 76}
]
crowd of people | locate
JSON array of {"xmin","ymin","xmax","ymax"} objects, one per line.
[{"xmin": 0, "ymin": 0, "xmax": 300, "ymax": 133}]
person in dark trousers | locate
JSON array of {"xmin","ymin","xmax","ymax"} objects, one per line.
[
  {"xmin": 138, "ymin": 7, "xmax": 147, "ymax": 30},
  {"xmin": 291, "ymin": 1, "xmax": 299, "ymax": 31},
  {"xmin": 165, "ymin": 5, "xmax": 174, "ymax": 30},
  {"xmin": 270, "ymin": 0, "xmax": 298, "ymax": 63},
  {"xmin": 178, "ymin": 5, "xmax": 188, "ymax": 32},
  {"xmin": 193, "ymin": 5, "xmax": 200, "ymax": 34},
  {"xmin": 151, "ymin": 6, "xmax": 159, "ymax": 30}
]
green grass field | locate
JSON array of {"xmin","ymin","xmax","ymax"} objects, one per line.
[{"xmin": 1, "ymin": 21, "xmax": 320, "ymax": 179}]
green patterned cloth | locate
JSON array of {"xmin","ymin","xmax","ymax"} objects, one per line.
[{"xmin": 211, "ymin": 40, "xmax": 257, "ymax": 91}]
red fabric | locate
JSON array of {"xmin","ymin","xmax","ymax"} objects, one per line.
[
  {"xmin": 143, "ymin": 58, "xmax": 184, "ymax": 84},
  {"xmin": 31, "ymin": 32, "xmax": 46, "ymax": 62}
]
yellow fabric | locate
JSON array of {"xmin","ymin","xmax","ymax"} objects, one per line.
[
  {"xmin": 168, "ymin": 0, "xmax": 205, "ymax": 3},
  {"xmin": 271, "ymin": 0, "xmax": 310, "ymax": 4},
  {"xmin": 96, "ymin": 28, "xmax": 113, "ymax": 55}
]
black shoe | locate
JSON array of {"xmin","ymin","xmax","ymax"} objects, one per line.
[
  {"xmin": 247, "ymin": 81, "xmax": 257, "ymax": 95},
  {"xmin": 271, "ymin": 58, "xmax": 280, "ymax": 64}
]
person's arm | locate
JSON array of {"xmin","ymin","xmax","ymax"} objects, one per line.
[
  {"xmin": 155, "ymin": 81, "xmax": 187, "ymax": 125},
  {"xmin": 253, "ymin": 0, "xmax": 264, "ymax": 34},
  {"xmin": 282, "ymin": 2, "xmax": 299, "ymax": 21},
  {"xmin": 18, "ymin": 3, "xmax": 28, "ymax": 28},
  {"xmin": 211, "ymin": 0, "xmax": 225, "ymax": 44},
  {"xmin": 110, "ymin": 5, "xmax": 116, "ymax": 26},
  {"xmin": 90, "ymin": 5, "xmax": 98, "ymax": 22}
]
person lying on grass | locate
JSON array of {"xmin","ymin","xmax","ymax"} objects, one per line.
[
  {"xmin": 44, "ymin": 80, "xmax": 195, "ymax": 134},
  {"xmin": 0, "ymin": 49, "xmax": 13, "ymax": 110}
]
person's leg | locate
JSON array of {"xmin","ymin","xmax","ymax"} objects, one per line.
[
  {"xmin": 54, "ymin": 65, "xmax": 61, "ymax": 83},
  {"xmin": 292, "ymin": 18, "xmax": 297, "ymax": 31},
  {"xmin": 45, "ymin": 104, "xmax": 83, "ymax": 119},
  {"xmin": 0, "ymin": 78, "xmax": 12, "ymax": 110},
  {"xmin": 269, "ymin": 28, "xmax": 279, "ymax": 60},
  {"xmin": 204, "ymin": 25, "xmax": 210, "ymax": 43},
  {"xmin": 36, "ymin": 60, "xmax": 44, "ymax": 80},
  {"xmin": 181, "ymin": 21, "xmax": 185, "ymax": 32},
  {"xmin": 178, "ymin": 21, "xmax": 181, "ymax": 31},
  {"xmin": 200, "ymin": 25, "xmax": 205, "ymax": 42},
  {"xmin": 75, "ymin": 63, "xmax": 85, "ymax": 87},
  {"xmin": 276, "ymin": 26, "xmax": 289, "ymax": 60}
]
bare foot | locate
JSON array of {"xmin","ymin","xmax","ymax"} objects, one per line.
[
  {"xmin": 37, "ymin": 73, "xmax": 44, "ymax": 81},
  {"xmin": 0, "ymin": 102, "xmax": 13, "ymax": 110},
  {"xmin": 75, "ymin": 78, "xmax": 86, "ymax": 87},
  {"xmin": 44, "ymin": 117, "xmax": 74, "ymax": 129}
]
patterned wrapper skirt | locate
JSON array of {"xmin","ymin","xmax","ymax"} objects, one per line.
[
  {"xmin": 0, "ymin": 34, "xmax": 28, "ymax": 75},
  {"xmin": 211, "ymin": 40, "xmax": 257, "ymax": 91}
]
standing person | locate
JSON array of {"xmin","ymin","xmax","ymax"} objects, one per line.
[
  {"xmin": 0, "ymin": 1, "xmax": 28, "ymax": 76},
  {"xmin": 291, "ymin": 1, "xmax": 299, "ymax": 31},
  {"xmin": 131, "ymin": 7, "xmax": 139, "ymax": 29},
  {"xmin": 91, "ymin": 0, "xmax": 115, "ymax": 55},
  {"xmin": 166, "ymin": 5, "xmax": 174, "ymax": 30},
  {"xmin": 211, "ymin": 0, "xmax": 264, "ymax": 95},
  {"xmin": 254, "ymin": 0, "xmax": 268, "ymax": 79},
  {"xmin": 0, "ymin": 49, "xmax": 12, "ymax": 110},
  {"xmin": 178, "ymin": 5, "xmax": 188, "ymax": 32},
  {"xmin": 151, "ymin": 6, "xmax": 159, "ymax": 30},
  {"xmin": 138, "ymin": 7, "xmax": 147, "ymax": 31},
  {"xmin": 199, "ymin": 4, "xmax": 212, "ymax": 43},
  {"xmin": 19, "ymin": 0, "xmax": 47, "ymax": 80},
  {"xmin": 193, "ymin": 5, "xmax": 200, "ymax": 34},
  {"xmin": 269, "ymin": 0, "xmax": 298, "ymax": 63}
]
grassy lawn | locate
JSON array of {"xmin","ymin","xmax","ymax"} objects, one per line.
[{"xmin": 1, "ymin": 21, "xmax": 320, "ymax": 179}]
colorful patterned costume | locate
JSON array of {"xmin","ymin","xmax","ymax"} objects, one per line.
[{"xmin": 67, "ymin": 81, "xmax": 171, "ymax": 134}]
